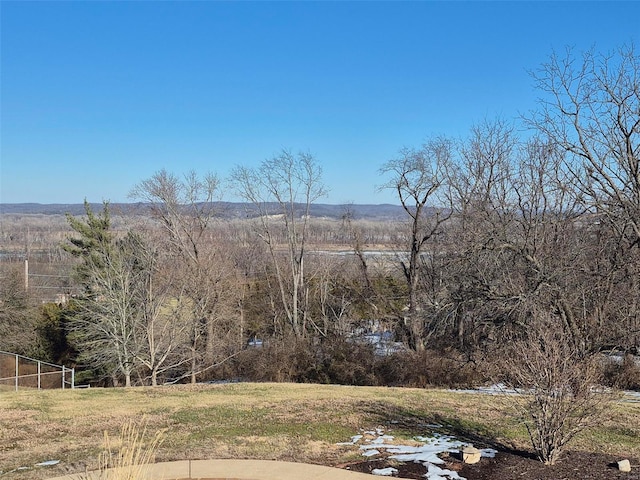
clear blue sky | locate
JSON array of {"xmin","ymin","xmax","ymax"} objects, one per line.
[{"xmin": 1, "ymin": 1, "xmax": 638, "ymax": 205}]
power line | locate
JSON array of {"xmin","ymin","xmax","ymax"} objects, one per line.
[{"xmin": 28, "ymin": 273, "xmax": 71, "ymax": 278}]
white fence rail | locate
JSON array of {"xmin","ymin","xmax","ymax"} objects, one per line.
[{"xmin": 0, "ymin": 351, "xmax": 74, "ymax": 391}]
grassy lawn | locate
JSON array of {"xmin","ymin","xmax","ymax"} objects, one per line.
[{"xmin": 1, "ymin": 383, "xmax": 639, "ymax": 479}]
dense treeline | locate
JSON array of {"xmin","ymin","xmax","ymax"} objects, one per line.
[{"xmin": 1, "ymin": 45, "xmax": 639, "ymax": 391}]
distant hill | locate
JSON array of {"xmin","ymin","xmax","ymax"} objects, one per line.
[{"xmin": 0, "ymin": 202, "xmax": 409, "ymax": 221}]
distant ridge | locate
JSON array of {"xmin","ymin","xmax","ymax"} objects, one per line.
[{"xmin": 0, "ymin": 202, "xmax": 407, "ymax": 221}]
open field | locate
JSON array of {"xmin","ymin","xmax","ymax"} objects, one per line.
[{"xmin": 1, "ymin": 383, "xmax": 639, "ymax": 479}]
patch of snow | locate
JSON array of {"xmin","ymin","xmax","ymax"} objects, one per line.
[
  {"xmin": 340, "ymin": 428, "xmax": 476, "ymax": 480},
  {"xmin": 35, "ymin": 460, "xmax": 60, "ymax": 467},
  {"xmin": 362, "ymin": 448, "xmax": 381, "ymax": 457},
  {"xmin": 452, "ymin": 383, "xmax": 640, "ymax": 405},
  {"xmin": 337, "ymin": 434, "xmax": 364, "ymax": 446},
  {"xmin": 388, "ymin": 434, "xmax": 466, "ymax": 465},
  {"xmin": 623, "ymin": 390, "xmax": 640, "ymax": 403},
  {"xmin": 427, "ymin": 463, "xmax": 463, "ymax": 480},
  {"xmin": 452, "ymin": 383, "xmax": 521, "ymax": 395},
  {"xmin": 480, "ymin": 448, "xmax": 497, "ymax": 458},
  {"xmin": 1, "ymin": 466, "xmax": 30, "ymax": 475},
  {"xmin": 389, "ymin": 450, "xmax": 445, "ymax": 465},
  {"xmin": 371, "ymin": 434, "xmax": 395, "ymax": 444},
  {"xmin": 372, "ymin": 467, "xmax": 399, "ymax": 476}
]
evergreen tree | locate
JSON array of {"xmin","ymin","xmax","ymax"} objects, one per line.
[
  {"xmin": 63, "ymin": 200, "xmax": 113, "ymax": 285},
  {"xmin": 65, "ymin": 201, "xmax": 140, "ymax": 386}
]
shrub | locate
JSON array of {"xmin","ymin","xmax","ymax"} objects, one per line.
[
  {"xmin": 226, "ymin": 336, "xmax": 485, "ymax": 388},
  {"xmin": 376, "ymin": 349, "xmax": 483, "ymax": 388},
  {"xmin": 231, "ymin": 337, "xmax": 319, "ymax": 383},
  {"xmin": 318, "ymin": 337, "xmax": 378, "ymax": 385},
  {"xmin": 496, "ymin": 314, "xmax": 615, "ymax": 465},
  {"xmin": 603, "ymin": 353, "xmax": 640, "ymax": 391}
]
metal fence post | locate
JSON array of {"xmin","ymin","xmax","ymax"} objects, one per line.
[
  {"xmin": 62, "ymin": 365, "xmax": 65, "ymax": 389},
  {"xmin": 38, "ymin": 361, "xmax": 41, "ymax": 390},
  {"xmin": 15, "ymin": 354, "xmax": 19, "ymax": 392}
]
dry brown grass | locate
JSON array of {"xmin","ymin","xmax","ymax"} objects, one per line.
[{"xmin": 1, "ymin": 383, "xmax": 638, "ymax": 480}]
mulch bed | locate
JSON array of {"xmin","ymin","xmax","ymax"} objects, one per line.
[{"xmin": 344, "ymin": 450, "xmax": 640, "ymax": 479}]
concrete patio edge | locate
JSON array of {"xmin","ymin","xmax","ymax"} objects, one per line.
[{"xmin": 46, "ymin": 459, "xmax": 375, "ymax": 480}]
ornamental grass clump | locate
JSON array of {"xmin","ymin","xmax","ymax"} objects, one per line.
[{"xmin": 93, "ymin": 420, "xmax": 164, "ymax": 480}]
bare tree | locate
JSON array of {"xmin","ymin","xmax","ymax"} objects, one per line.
[
  {"xmin": 69, "ymin": 231, "xmax": 143, "ymax": 387},
  {"xmin": 341, "ymin": 205, "xmax": 373, "ymax": 293},
  {"xmin": 130, "ymin": 170, "xmax": 221, "ymax": 263},
  {"xmin": 306, "ymin": 253, "xmax": 355, "ymax": 337},
  {"xmin": 443, "ymin": 120, "xmax": 592, "ymax": 352},
  {"xmin": 529, "ymin": 45, "xmax": 640, "ymax": 248},
  {"xmin": 448, "ymin": 119, "xmax": 517, "ymax": 237},
  {"xmin": 230, "ymin": 150, "xmax": 327, "ymax": 338},
  {"xmin": 379, "ymin": 137, "xmax": 453, "ymax": 351},
  {"xmin": 125, "ymin": 231, "xmax": 192, "ymax": 387},
  {"xmin": 528, "ymin": 44, "xmax": 640, "ymax": 351},
  {"xmin": 434, "ymin": 121, "xmax": 518, "ymax": 350},
  {"xmin": 130, "ymin": 170, "xmax": 236, "ymax": 383}
]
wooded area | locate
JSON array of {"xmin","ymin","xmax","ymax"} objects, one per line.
[{"xmin": 1, "ymin": 46, "xmax": 639, "ymax": 392}]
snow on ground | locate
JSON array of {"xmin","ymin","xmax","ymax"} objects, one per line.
[
  {"xmin": 452, "ymin": 383, "xmax": 640, "ymax": 403},
  {"xmin": 372, "ymin": 467, "xmax": 399, "ymax": 476},
  {"xmin": 452, "ymin": 383, "xmax": 520, "ymax": 395},
  {"xmin": 338, "ymin": 427, "xmax": 497, "ymax": 480},
  {"xmin": 624, "ymin": 390, "xmax": 640, "ymax": 403}
]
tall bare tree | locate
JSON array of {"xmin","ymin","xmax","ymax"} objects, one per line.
[
  {"xmin": 529, "ymin": 45, "xmax": 640, "ymax": 248},
  {"xmin": 230, "ymin": 150, "xmax": 327, "ymax": 338},
  {"xmin": 444, "ymin": 120, "xmax": 519, "ymax": 348},
  {"xmin": 341, "ymin": 205, "xmax": 373, "ymax": 293},
  {"xmin": 528, "ymin": 44, "xmax": 640, "ymax": 350},
  {"xmin": 444, "ymin": 119, "xmax": 592, "ymax": 352},
  {"xmin": 123, "ymin": 230, "xmax": 192, "ymax": 387},
  {"xmin": 130, "ymin": 170, "xmax": 235, "ymax": 383},
  {"xmin": 380, "ymin": 137, "xmax": 453, "ymax": 351}
]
